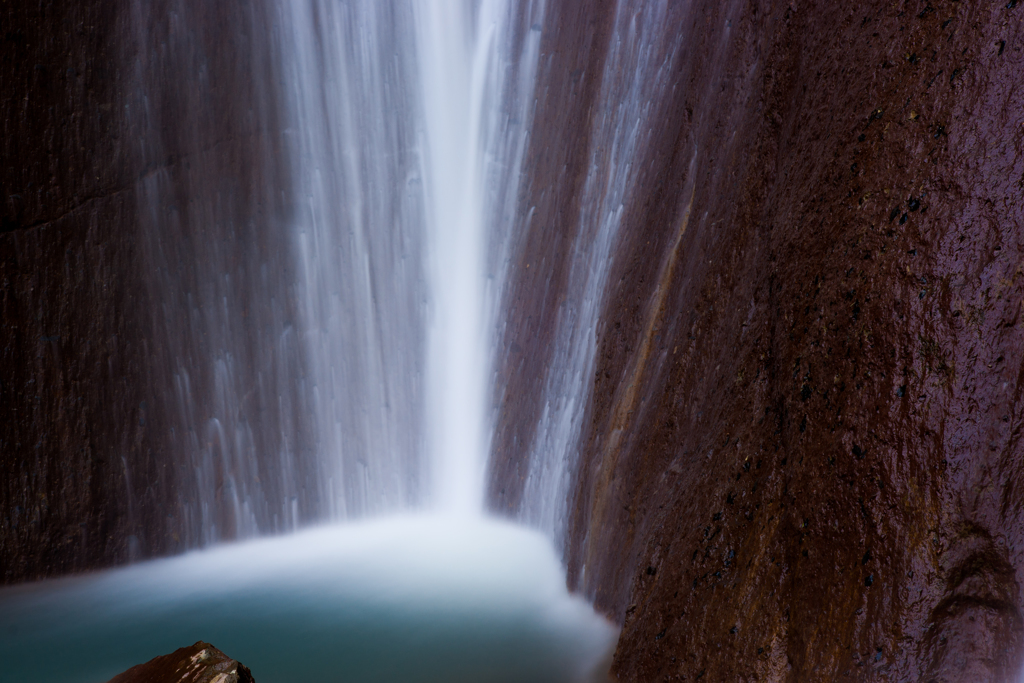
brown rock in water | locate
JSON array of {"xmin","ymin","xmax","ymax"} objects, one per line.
[
  {"xmin": 108, "ymin": 642, "xmax": 254, "ymax": 683},
  {"xmin": 492, "ymin": 0, "xmax": 1024, "ymax": 681}
]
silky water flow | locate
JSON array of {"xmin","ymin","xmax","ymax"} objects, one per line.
[{"xmin": 0, "ymin": 1, "xmax": 616, "ymax": 682}]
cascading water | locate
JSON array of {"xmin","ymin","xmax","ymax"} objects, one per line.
[
  {"xmin": 130, "ymin": 0, "xmax": 317, "ymax": 547},
  {"xmin": 0, "ymin": 2, "xmax": 616, "ymax": 681},
  {"xmin": 415, "ymin": 0, "xmax": 490, "ymax": 514},
  {"xmin": 416, "ymin": 0, "xmax": 545, "ymax": 514},
  {"xmin": 278, "ymin": 0, "xmax": 541, "ymax": 517},
  {"xmin": 127, "ymin": 0, "xmax": 542, "ymax": 534},
  {"xmin": 281, "ymin": 0, "xmax": 429, "ymax": 519},
  {"xmin": 513, "ymin": 0, "xmax": 678, "ymax": 549}
]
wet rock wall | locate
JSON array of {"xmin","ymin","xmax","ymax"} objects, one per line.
[
  {"xmin": 0, "ymin": 1, "xmax": 301, "ymax": 583},
  {"xmin": 1, "ymin": 1, "xmax": 149, "ymax": 582},
  {"xmin": 493, "ymin": 0, "xmax": 1024, "ymax": 680},
  {"xmin": 488, "ymin": 0, "xmax": 616, "ymax": 515}
]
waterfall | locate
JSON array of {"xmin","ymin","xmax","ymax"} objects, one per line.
[
  {"xmin": 131, "ymin": 1, "xmax": 316, "ymax": 546},
  {"xmin": 280, "ymin": 1, "xmax": 428, "ymax": 519},
  {"xmin": 414, "ymin": 0, "xmax": 544, "ymax": 513},
  {"xmin": 0, "ymin": 6, "xmax": 621, "ymax": 680},
  {"xmin": 414, "ymin": 1, "xmax": 490, "ymax": 514},
  {"xmin": 133, "ymin": 0, "xmax": 545, "ymax": 541},
  {"xmin": 280, "ymin": 0, "xmax": 543, "ymax": 518}
]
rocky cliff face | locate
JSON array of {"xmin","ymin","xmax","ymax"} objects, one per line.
[
  {"xmin": 1, "ymin": 1, "xmax": 150, "ymax": 581},
  {"xmin": 0, "ymin": 0, "xmax": 302, "ymax": 583},
  {"xmin": 491, "ymin": 0, "xmax": 1024, "ymax": 680}
]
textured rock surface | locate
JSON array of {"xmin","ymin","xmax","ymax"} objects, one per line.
[
  {"xmin": 0, "ymin": 0, "xmax": 303, "ymax": 583},
  {"xmin": 493, "ymin": 1, "xmax": 1024, "ymax": 680},
  {"xmin": 0, "ymin": 1, "xmax": 151, "ymax": 582},
  {"xmin": 108, "ymin": 641, "xmax": 255, "ymax": 683}
]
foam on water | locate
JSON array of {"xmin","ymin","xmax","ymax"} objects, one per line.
[{"xmin": 0, "ymin": 516, "xmax": 616, "ymax": 683}]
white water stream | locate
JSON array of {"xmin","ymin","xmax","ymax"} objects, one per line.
[
  {"xmin": 280, "ymin": 0, "xmax": 539, "ymax": 520},
  {"xmin": 415, "ymin": 0, "xmax": 491, "ymax": 514}
]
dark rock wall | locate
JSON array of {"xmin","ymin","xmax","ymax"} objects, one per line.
[
  {"xmin": 492, "ymin": 0, "xmax": 1024, "ymax": 680},
  {"xmin": 1, "ymin": 1, "xmax": 151, "ymax": 582},
  {"xmin": 0, "ymin": 1, "xmax": 299, "ymax": 583}
]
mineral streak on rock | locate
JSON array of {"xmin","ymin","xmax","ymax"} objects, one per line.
[
  {"xmin": 491, "ymin": 0, "xmax": 1024, "ymax": 680},
  {"xmin": 107, "ymin": 641, "xmax": 255, "ymax": 683}
]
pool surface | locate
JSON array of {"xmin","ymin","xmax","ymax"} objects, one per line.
[{"xmin": 0, "ymin": 515, "xmax": 616, "ymax": 683}]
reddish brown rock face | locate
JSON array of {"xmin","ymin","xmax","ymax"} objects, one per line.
[{"xmin": 493, "ymin": 0, "xmax": 1024, "ymax": 680}]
